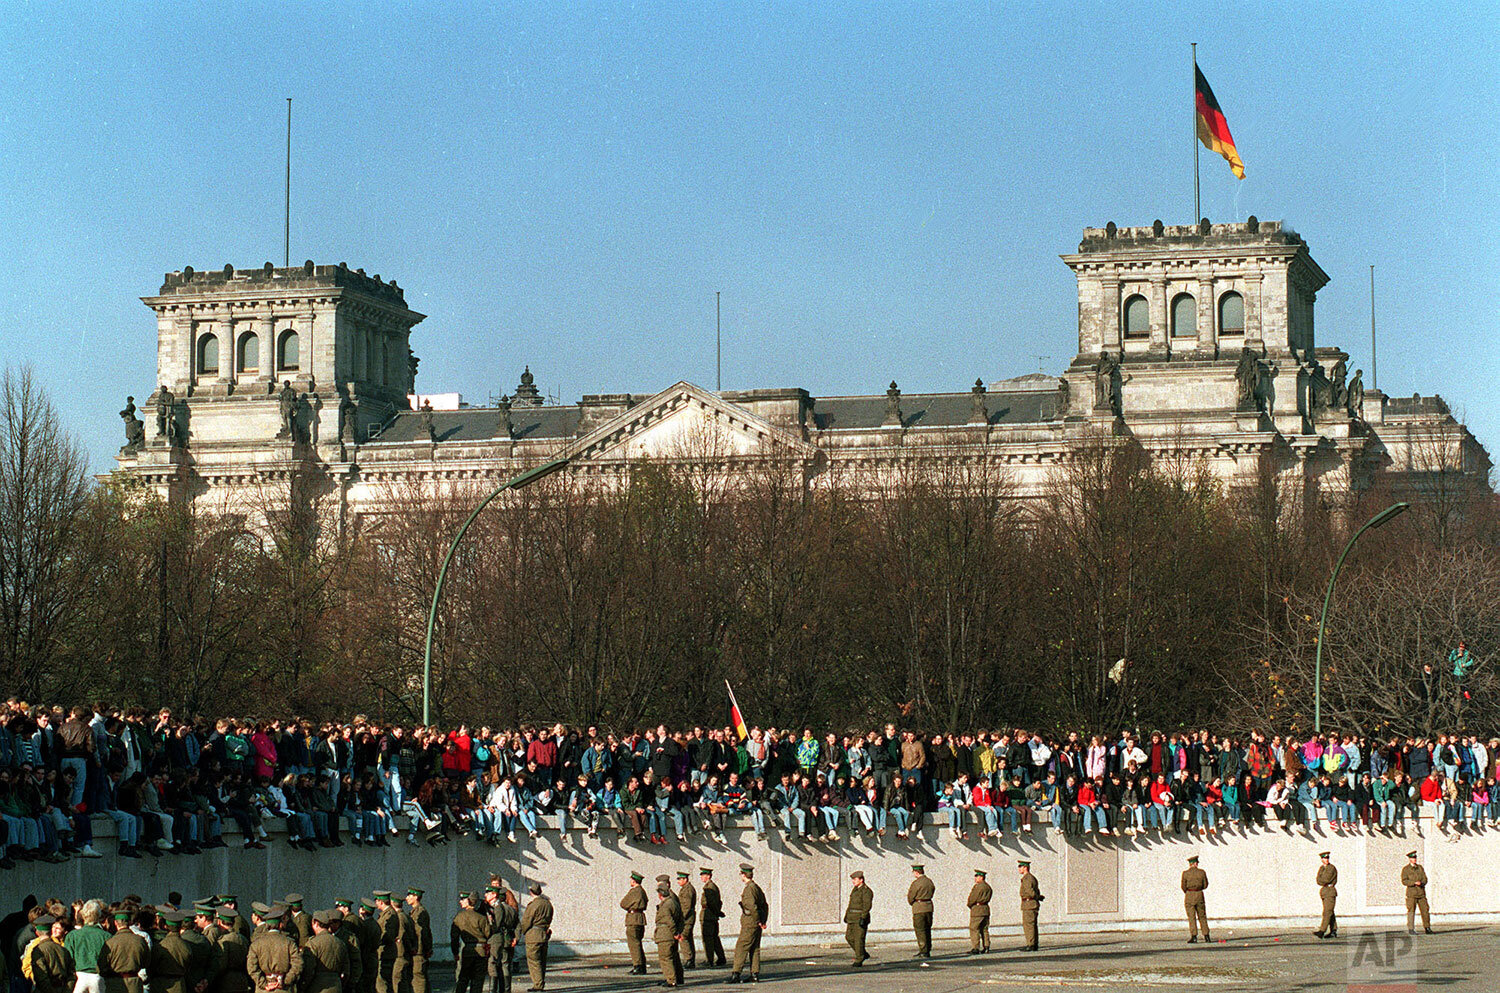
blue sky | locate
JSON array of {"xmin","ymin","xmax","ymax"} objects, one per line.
[{"xmin": 1, "ymin": 2, "xmax": 1496, "ymax": 471}]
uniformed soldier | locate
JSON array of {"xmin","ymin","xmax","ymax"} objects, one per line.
[
  {"xmin": 675, "ymin": 871, "xmax": 697, "ymax": 970},
  {"xmin": 101, "ymin": 909, "xmax": 151, "ymax": 993},
  {"xmin": 372, "ymin": 893, "xmax": 398, "ymax": 993},
  {"xmin": 906, "ymin": 864, "xmax": 935, "ymax": 958},
  {"xmin": 28, "ymin": 917, "xmax": 76, "ymax": 993},
  {"xmin": 449, "ymin": 893, "xmax": 491, "ymax": 993},
  {"xmin": 329, "ymin": 903, "xmax": 363, "ymax": 993},
  {"xmin": 355, "ymin": 902, "xmax": 380, "ymax": 993},
  {"xmin": 1018, "ymin": 860, "xmax": 1043, "ymax": 952},
  {"xmin": 1402, "ymin": 851, "xmax": 1432, "ymax": 935},
  {"xmin": 183, "ymin": 904, "xmax": 220, "ymax": 993},
  {"xmin": 246, "ymin": 908, "xmax": 303, "ymax": 993},
  {"xmin": 967, "ymin": 869, "xmax": 993, "ymax": 954},
  {"xmin": 212, "ymin": 910, "xmax": 252, "ymax": 993},
  {"xmin": 304, "ymin": 914, "xmax": 350, "ymax": 993},
  {"xmin": 403, "ymin": 890, "xmax": 432, "ymax": 993},
  {"xmin": 219, "ymin": 898, "xmax": 253, "ymax": 944},
  {"xmin": 697, "ymin": 869, "xmax": 726, "ymax": 969},
  {"xmin": 284, "ymin": 898, "xmax": 312, "ymax": 950},
  {"xmin": 1313, "ymin": 852, "xmax": 1338, "ymax": 939},
  {"xmin": 517, "ymin": 883, "xmax": 552, "ymax": 992},
  {"xmin": 843, "ymin": 871, "xmax": 873, "ymax": 967},
  {"xmin": 619, "ymin": 872, "xmax": 649, "ymax": 975},
  {"xmin": 391, "ymin": 893, "xmax": 416, "ymax": 993},
  {"xmin": 728, "ymin": 864, "xmax": 767, "ymax": 984},
  {"xmin": 1180, "ymin": 855, "xmax": 1210, "ymax": 943},
  {"xmin": 482, "ymin": 887, "xmax": 519, "ymax": 993},
  {"xmin": 652, "ymin": 877, "xmax": 685, "ymax": 988}
]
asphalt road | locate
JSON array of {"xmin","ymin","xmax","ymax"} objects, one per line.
[{"xmin": 439, "ymin": 925, "xmax": 1487, "ymax": 991}]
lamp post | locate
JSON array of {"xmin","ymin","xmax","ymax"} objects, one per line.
[
  {"xmin": 422, "ymin": 457, "xmax": 570, "ymax": 724},
  {"xmin": 1314, "ymin": 501, "xmax": 1409, "ymax": 732}
]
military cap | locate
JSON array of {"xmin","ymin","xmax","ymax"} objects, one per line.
[
  {"xmin": 112, "ymin": 909, "xmax": 133, "ymax": 921},
  {"xmin": 1407, "ymin": 851, "xmax": 1419, "ymax": 859},
  {"xmin": 193, "ymin": 902, "xmax": 216, "ymax": 915},
  {"xmin": 33, "ymin": 915, "xmax": 55, "ymax": 931},
  {"xmin": 407, "ymin": 887, "xmax": 424, "ymax": 897},
  {"xmin": 974, "ymin": 869, "xmax": 987, "ymax": 877},
  {"xmin": 333, "ymin": 897, "xmax": 353, "ymax": 908},
  {"xmin": 485, "ymin": 885, "xmax": 501, "ymax": 894},
  {"xmin": 698, "ymin": 867, "xmax": 713, "ymax": 876},
  {"xmin": 329, "ymin": 908, "xmax": 345, "ymax": 920},
  {"xmin": 284, "ymin": 893, "xmax": 305, "ymax": 906},
  {"xmin": 217, "ymin": 894, "xmax": 236, "ymax": 903},
  {"xmin": 849, "ymin": 870, "xmax": 864, "ymax": 880},
  {"xmin": 262, "ymin": 907, "xmax": 285, "ymax": 921},
  {"xmin": 629, "ymin": 871, "xmax": 644, "ymax": 882},
  {"xmin": 655, "ymin": 874, "xmax": 671, "ymax": 884},
  {"xmin": 1187, "ymin": 856, "xmax": 1199, "ymax": 864},
  {"xmin": 217, "ymin": 909, "xmax": 239, "ymax": 922},
  {"xmin": 155, "ymin": 904, "xmax": 176, "ymax": 914},
  {"xmin": 360, "ymin": 899, "xmax": 377, "ymax": 910},
  {"xmin": 372, "ymin": 890, "xmax": 393, "ymax": 900},
  {"xmin": 1017, "ymin": 859, "xmax": 1031, "ymax": 868},
  {"xmin": 311, "ymin": 911, "xmax": 331, "ymax": 926},
  {"xmin": 1318, "ymin": 851, "xmax": 1331, "ymax": 859},
  {"xmin": 250, "ymin": 902, "xmax": 272, "ymax": 916},
  {"xmin": 911, "ymin": 864, "xmax": 925, "ymax": 872},
  {"xmin": 527, "ymin": 882, "xmax": 542, "ymax": 894},
  {"xmin": 675, "ymin": 870, "xmax": 689, "ymax": 878},
  {"xmin": 161, "ymin": 911, "xmax": 185, "ymax": 925},
  {"xmin": 739, "ymin": 863, "xmax": 754, "ymax": 876}
]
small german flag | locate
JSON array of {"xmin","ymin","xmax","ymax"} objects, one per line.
[
  {"xmin": 1195, "ymin": 65, "xmax": 1244, "ymax": 179},
  {"xmin": 726, "ymin": 680, "xmax": 748, "ymax": 741}
]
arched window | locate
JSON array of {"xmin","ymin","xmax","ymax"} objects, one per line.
[
  {"xmin": 1171, "ymin": 293, "xmax": 1197, "ymax": 338},
  {"xmin": 237, "ymin": 332, "xmax": 259, "ymax": 373},
  {"xmin": 198, "ymin": 334, "xmax": 219, "ymax": 375},
  {"xmin": 278, "ymin": 330, "xmax": 300, "ymax": 371},
  {"xmin": 1123, "ymin": 294, "xmax": 1149, "ymax": 338},
  {"xmin": 1219, "ymin": 292, "xmax": 1245, "ymax": 336}
]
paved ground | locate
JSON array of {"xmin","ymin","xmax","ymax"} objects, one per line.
[{"xmin": 436, "ymin": 925, "xmax": 1490, "ymax": 991}]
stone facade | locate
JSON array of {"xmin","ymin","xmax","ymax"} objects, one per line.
[{"xmin": 111, "ymin": 222, "xmax": 1491, "ymax": 521}]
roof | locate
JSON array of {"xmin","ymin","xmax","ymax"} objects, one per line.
[
  {"xmin": 373, "ymin": 405, "xmax": 582, "ymax": 443},
  {"xmin": 811, "ymin": 390, "xmax": 1057, "ymax": 431}
]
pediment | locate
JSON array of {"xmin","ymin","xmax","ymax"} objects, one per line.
[{"xmin": 566, "ymin": 381, "xmax": 815, "ymax": 463}]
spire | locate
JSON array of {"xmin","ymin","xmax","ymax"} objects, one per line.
[
  {"xmin": 883, "ymin": 381, "xmax": 903, "ymax": 428},
  {"xmin": 514, "ymin": 366, "xmax": 543, "ymax": 407}
]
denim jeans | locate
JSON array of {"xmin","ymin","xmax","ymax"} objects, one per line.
[
  {"xmin": 1048, "ymin": 805, "xmax": 1064, "ymax": 830},
  {"xmin": 1194, "ymin": 804, "xmax": 1216, "ymax": 829},
  {"xmin": 517, "ymin": 810, "xmax": 538, "ymax": 835},
  {"xmin": 822, "ymin": 808, "xmax": 841, "ymax": 832},
  {"xmin": 62, "ymin": 757, "xmax": 88, "ymax": 808},
  {"xmin": 779, "ymin": 808, "xmax": 806, "ymax": 834},
  {"xmin": 889, "ymin": 808, "xmax": 909, "ymax": 833},
  {"xmin": 977, "ymin": 807, "xmax": 998, "ymax": 834},
  {"xmin": 106, "ymin": 810, "xmax": 140, "ymax": 846},
  {"xmin": 1378, "ymin": 800, "xmax": 1395, "ymax": 826},
  {"xmin": 1080, "ymin": 806, "xmax": 1101, "ymax": 832},
  {"xmin": 945, "ymin": 807, "xmax": 964, "ymax": 831},
  {"xmin": 1148, "ymin": 803, "xmax": 1168, "ymax": 828}
]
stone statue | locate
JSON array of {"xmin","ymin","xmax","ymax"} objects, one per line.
[
  {"xmin": 1302, "ymin": 355, "xmax": 1331, "ymax": 413},
  {"xmin": 1055, "ymin": 377, "xmax": 1071, "ymax": 418},
  {"xmin": 883, "ymin": 381, "xmax": 902, "ymax": 427},
  {"xmin": 1095, "ymin": 351, "xmax": 1121, "ymax": 415},
  {"xmin": 419, "ymin": 399, "xmax": 436, "ymax": 443},
  {"xmin": 497, "ymin": 394, "xmax": 514, "ymax": 439},
  {"xmin": 1234, "ymin": 346, "xmax": 1259, "ymax": 410},
  {"xmin": 277, "ymin": 380, "xmax": 297, "ymax": 439},
  {"xmin": 1346, "ymin": 369, "xmax": 1365, "ymax": 418},
  {"xmin": 338, "ymin": 387, "xmax": 356, "ymax": 444},
  {"xmin": 969, "ymin": 378, "xmax": 988, "ymax": 425},
  {"xmin": 119, "ymin": 396, "xmax": 145, "ymax": 453},
  {"xmin": 1329, "ymin": 358, "xmax": 1348, "ymax": 410},
  {"xmin": 408, "ymin": 348, "xmax": 420, "ymax": 388},
  {"xmin": 154, "ymin": 385, "xmax": 174, "ymax": 440}
]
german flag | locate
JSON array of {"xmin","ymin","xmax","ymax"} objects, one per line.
[
  {"xmin": 726, "ymin": 680, "xmax": 748, "ymax": 741},
  {"xmin": 1196, "ymin": 65, "xmax": 1245, "ymax": 179}
]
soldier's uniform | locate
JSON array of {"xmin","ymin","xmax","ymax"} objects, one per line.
[
  {"xmin": 27, "ymin": 922, "xmax": 76, "ymax": 993},
  {"xmin": 391, "ymin": 901, "xmax": 416, "ymax": 993},
  {"xmin": 843, "ymin": 872, "xmax": 873, "ymax": 966},
  {"xmin": 652, "ymin": 879, "xmax": 684, "ymax": 988},
  {"xmin": 101, "ymin": 916, "xmax": 151, "ymax": 993},
  {"xmin": 214, "ymin": 912, "xmax": 253, "ymax": 993},
  {"xmin": 730, "ymin": 865, "xmax": 768, "ymax": 981},
  {"xmin": 967, "ymin": 871, "xmax": 993, "ymax": 953},
  {"xmin": 329, "ymin": 906, "xmax": 363, "ymax": 993},
  {"xmin": 518, "ymin": 887, "xmax": 553, "ymax": 992},
  {"xmin": 355, "ymin": 905, "xmax": 380, "ymax": 993},
  {"xmin": 675, "ymin": 873, "xmax": 697, "ymax": 970},
  {"xmin": 1182, "ymin": 857, "xmax": 1210, "ymax": 942},
  {"xmin": 484, "ymin": 889, "xmax": 519, "ymax": 993},
  {"xmin": 246, "ymin": 912, "xmax": 303, "ymax": 993},
  {"xmin": 1314, "ymin": 854, "xmax": 1339, "ymax": 938},
  {"xmin": 1018, "ymin": 861, "xmax": 1043, "ymax": 951},
  {"xmin": 619, "ymin": 876, "xmax": 649, "ymax": 975},
  {"xmin": 449, "ymin": 896, "xmax": 491, "ymax": 993},
  {"xmin": 373, "ymin": 896, "xmax": 400, "ymax": 993},
  {"xmin": 284, "ymin": 899, "xmax": 312, "ymax": 950},
  {"xmin": 698, "ymin": 871, "xmax": 726, "ymax": 968},
  {"xmin": 405, "ymin": 893, "xmax": 432, "ymax": 993},
  {"xmin": 181, "ymin": 908, "xmax": 220, "ymax": 993},
  {"xmin": 1402, "ymin": 853, "xmax": 1431, "ymax": 934},
  {"xmin": 149, "ymin": 917, "xmax": 193, "ymax": 993},
  {"xmin": 218, "ymin": 898, "xmax": 253, "ymax": 945},
  {"xmin": 303, "ymin": 917, "xmax": 350, "ymax": 993},
  {"xmin": 906, "ymin": 865, "xmax": 935, "ymax": 958}
]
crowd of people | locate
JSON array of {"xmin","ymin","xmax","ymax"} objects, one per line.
[{"xmin": 1, "ymin": 698, "xmax": 1497, "ymax": 866}]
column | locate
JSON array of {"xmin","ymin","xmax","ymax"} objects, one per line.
[
  {"xmin": 1245, "ymin": 273, "xmax": 1264, "ymax": 343},
  {"xmin": 256, "ymin": 317, "xmax": 275, "ymax": 391},
  {"xmin": 1100, "ymin": 277, "xmax": 1121, "ymax": 353},
  {"xmin": 1149, "ymin": 275, "xmax": 1169, "ymax": 354},
  {"xmin": 1197, "ymin": 277, "xmax": 1215, "ymax": 354}
]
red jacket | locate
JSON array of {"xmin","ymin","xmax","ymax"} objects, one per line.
[
  {"xmin": 1420, "ymin": 776, "xmax": 1443, "ymax": 802},
  {"xmin": 1077, "ymin": 783, "xmax": 1097, "ymax": 806}
]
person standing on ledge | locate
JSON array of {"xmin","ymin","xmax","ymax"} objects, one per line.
[
  {"xmin": 518, "ymin": 883, "xmax": 552, "ymax": 993},
  {"xmin": 967, "ymin": 869, "xmax": 992, "ymax": 954},
  {"xmin": 620, "ymin": 872, "xmax": 648, "ymax": 976},
  {"xmin": 1181, "ymin": 855, "xmax": 1210, "ymax": 943},
  {"xmin": 843, "ymin": 870, "xmax": 873, "ymax": 967},
  {"xmin": 907, "ymin": 864, "xmax": 935, "ymax": 959},
  {"xmin": 1402, "ymin": 851, "xmax": 1433, "ymax": 934},
  {"xmin": 652, "ymin": 875, "xmax": 685, "ymax": 988},
  {"xmin": 675, "ymin": 871, "xmax": 697, "ymax": 970},
  {"xmin": 1313, "ymin": 852, "xmax": 1339, "ymax": 939},
  {"xmin": 698, "ymin": 869, "xmax": 726, "ymax": 969},
  {"xmin": 728, "ymin": 863, "xmax": 767, "ymax": 984},
  {"xmin": 1018, "ymin": 860, "xmax": 1043, "ymax": 952}
]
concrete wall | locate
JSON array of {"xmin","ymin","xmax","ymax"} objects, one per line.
[{"xmin": 9, "ymin": 816, "xmax": 1497, "ymax": 955}]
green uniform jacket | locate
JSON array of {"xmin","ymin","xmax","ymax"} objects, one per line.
[
  {"xmin": 448, "ymin": 910, "xmax": 490, "ymax": 962},
  {"xmin": 149, "ymin": 934, "xmax": 192, "ymax": 993},
  {"xmin": 676, "ymin": 883, "xmax": 697, "ymax": 927},
  {"xmin": 1317, "ymin": 864, "xmax": 1338, "ymax": 894},
  {"xmin": 408, "ymin": 908, "xmax": 432, "ymax": 959},
  {"xmin": 179, "ymin": 929, "xmax": 217, "ymax": 991},
  {"xmin": 213, "ymin": 931, "xmax": 252, "ymax": 993},
  {"xmin": 301, "ymin": 934, "xmax": 348, "ymax": 993},
  {"xmin": 1401, "ymin": 864, "xmax": 1428, "ymax": 896},
  {"xmin": 246, "ymin": 931, "xmax": 302, "ymax": 993},
  {"xmin": 967, "ymin": 881, "xmax": 993, "ymax": 919},
  {"xmin": 739, "ymin": 882, "xmax": 768, "ymax": 930},
  {"xmin": 1020, "ymin": 873, "xmax": 1043, "ymax": 908},
  {"xmin": 374, "ymin": 911, "xmax": 399, "ymax": 965},
  {"xmin": 518, "ymin": 898, "xmax": 553, "ymax": 942},
  {"xmin": 653, "ymin": 896, "xmax": 684, "ymax": 943},
  {"xmin": 907, "ymin": 876, "xmax": 935, "ymax": 914},
  {"xmin": 844, "ymin": 886, "xmax": 873, "ymax": 926},
  {"xmin": 619, "ymin": 886, "xmax": 647, "ymax": 926},
  {"xmin": 101, "ymin": 930, "xmax": 151, "ymax": 993},
  {"xmin": 30, "ymin": 938, "xmax": 76, "ymax": 993},
  {"xmin": 701, "ymin": 883, "xmax": 724, "ymax": 925}
]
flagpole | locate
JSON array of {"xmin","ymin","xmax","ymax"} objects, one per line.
[
  {"xmin": 285, "ymin": 97, "xmax": 292, "ymax": 268},
  {"xmin": 1191, "ymin": 43, "xmax": 1200, "ymax": 224},
  {"xmin": 1370, "ymin": 265, "xmax": 1378, "ymax": 391}
]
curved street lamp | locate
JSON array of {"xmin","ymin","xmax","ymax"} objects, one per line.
[
  {"xmin": 422, "ymin": 457, "xmax": 571, "ymax": 724},
  {"xmin": 1314, "ymin": 501, "xmax": 1409, "ymax": 732}
]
